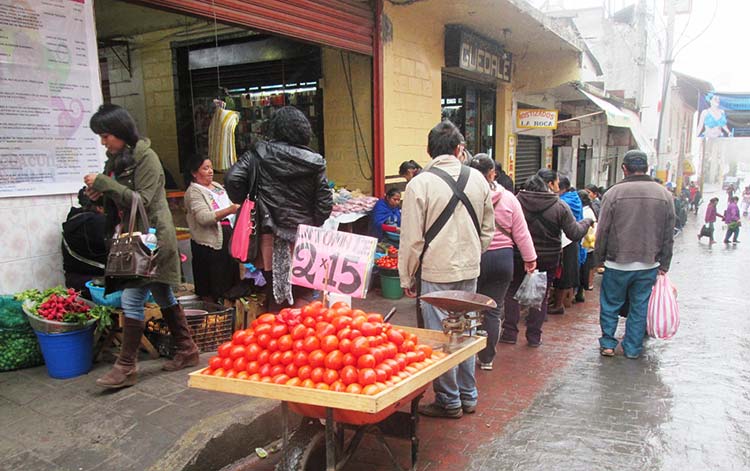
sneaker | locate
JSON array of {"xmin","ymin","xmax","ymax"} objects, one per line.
[
  {"xmin": 477, "ymin": 359, "xmax": 493, "ymax": 370},
  {"xmin": 418, "ymin": 402, "xmax": 463, "ymax": 419},
  {"xmin": 462, "ymin": 404, "xmax": 477, "ymax": 414}
]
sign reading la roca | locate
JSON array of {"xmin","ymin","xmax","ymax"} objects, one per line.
[
  {"xmin": 517, "ymin": 109, "xmax": 559, "ymax": 130},
  {"xmin": 445, "ymin": 26, "xmax": 512, "ymax": 83}
]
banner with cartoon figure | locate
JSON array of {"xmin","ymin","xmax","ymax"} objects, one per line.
[{"xmin": 0, "ymin": 0, "xmax": 104, "ymax": 197}]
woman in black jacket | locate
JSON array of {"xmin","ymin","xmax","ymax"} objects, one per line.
[
  {"xmin": 225, "ymin": 106, "xmax": 333, "ymax": 308},
  {"xmin": 499, "ymin": 170, "xmax": 592, "ymax": 347}
]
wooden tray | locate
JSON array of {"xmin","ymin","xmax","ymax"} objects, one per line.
[{"xmin": 188, "ymin": 327, "xmax": 485, "ymax": 413}]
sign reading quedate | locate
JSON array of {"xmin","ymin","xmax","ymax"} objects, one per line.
[
  {"xmin": 445, "ymin": 26, "xmax": 512, "ymax": 83},
  {"xmin": 290, "ymin": 225, "xmax": 378, "ymax": 299},
  {"xmin": 517, "ymin": 109, "xmax": 559, "ymax": 130}
]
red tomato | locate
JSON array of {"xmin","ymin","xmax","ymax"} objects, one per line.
[
  {"xmin": 269, "ymin": 351, "xmax": 283, "ymax": 366},
  {"xmin": 358, "ymin": 368, "xmax": 377, "ymax": 385},
  {"xmin": 270, "ymin": 365, "xmax": 285, "ymax": 377},
  {"xmin": 245, "ymin": 344, "xmax": 261, "ymax": 361},
  {"xmin": 302, "ymin": 316, "xmax": 317, "ymax": 328},
  {"xmin": 330, "ymin": 381, "xmax": 346, "ymax": 392},
  {"xmin": 310, "ymin": 367, "xmax": 325, "ymax": 383},
  {"xmin": 336, "ymin": 327, "xmax": 352, "ymax": 340},
  {"xmin": 394, "ymin": 354, "xmax": 407, "ymax": 371},
  {"xmin": 384, "ymin": 358, "xmax": 401, "ymax": 372},
  {"xmin": 330, "ymin": 301, "xmax": 350, "ymax": 310},
  {"xmin": 270, "ymin": 324, "xmax": 288, "ymax": 339},
  {"xmin": 308, "ymin": 349, "xmax": 326, "ymax": 368},
  {"xmin": 256, "ymin": 313, "xmax": 276, "ymax": 324},
  {"xmin": 331, "ymin": 316, "xmax": 352, "ymax": 331},
  {"xmin": 342, "ymin": 353, "xmax": 357, "ymax": 367},
  {"xmin": 254, "ymin": 323, "xmax": 272, "ymax": 336},
  {"xmin": 297, "ymin": 365, "xmax": 312, "ymax": 380},
  {"xmin": 277, "ymin": 335, "xmax": 293, "ymax": 352},
  {"xmin": 284, "ymin": 363, "xmax": 298, "ymax": 377},
  {"xmin": 351, "ymin": 309, "xmax": 367, "ymax": 318},
  {"xmin": 351, "ymin": 337, "xmax": 370, "ymax": 357},
  {"xmin": 320, "ymin": 335, "xmax": 339, "ymax": 353},
  {"xmin": 272, "ymin": 374, "xmax": 290, "ymax": 385},
  {"xmin": 233, "ymin": 357, "xmax": 248, "ymax": 372},
  {"xmin": 362, "ymin": 384, "xmax": 380, "ymax": 396},
  {"xmin": 218, "ymin": 342, "xmax": 233, "ymax": 358},
  {"xmin": 315, "ymin": 322, "xmax": 336, "ymax": 338},
  {"xmin": 221, "ymin": 357, "xmax": 233, "ymax": 370},
  {"xmin": 351, "ymin": 316, "xmax": 367, "ymax": 331},
  {"xmin": 340, "ymin": 365, "xmax": 358, "ymax": 385},
  {"xmin": 280, "ymin": 350, "xmax": 295, "ymax": 366},
  {"xmin": 367, "ymin": 313, "xmax": 384, "ymax": 324},
  {"xmin": 246, "ymin": 361, "xmax": 260, "ymax": 374},
  {"xmin": 209, "ymin": 356, "xmax": 222, "ymax": 370},
  {"xmin": 357, "ymin": 354, "xmax": 376, "ymax": 369},
  {"xmin": 378, "ymin": 363, "xmax": 394, "ymax": 379},
  {"xmin": 291, "ymin": 324, "xmax": 307, "ymax": 340},
  {"xmin": 242, "ymin": 333, "xmax": 256, "ymax": 346},
  {"xmin": 302, "ymin": 336, "xmax": 320, "ymax": 353},
  {"xmin": 400, "ymin": 340, "xmax": 416, "ymax": 353},
  {"xmin": 324, "ymin": 351, "xmax": 344, "ymax": 370},
  {"xmin": 232, "ymin": 329, "xmax": 249, "ymax": 345},
  {"xmin": 212, "ymin": 367, "xmax": 226, "ymax": 377},
  {"xmin": 293, "ymin": 351, "xmax": 309, "ymax": 367},
  {"xmin": 302, "ymin": 303, "xmax": 318, "ymax": 318},
  {"xmin": 225, "ymin": 369, "xmax": 237, "ymax": 379},
  {"xmin": 346, "ymin": 383, "xmax": 363, "ymax": 394},
  {"xmin": 322, "ymin": 368, "xmax": 339, "ymax": 385},
  {"xmin": 383, "ymin": 343, "xmax": 398, "ymax": 359},
  {"xmin": 415, "ymin": 350, "xmax": 426, "ymax": 362},
  {"xmin": 267, "ymin": 339, "xmax": 279, "ymax": 352},
  {"xmin": 301, "ymin": 379, "xmax": 316, "ymax": 388},
  {"xmin": 256, "ymin": 333, "xmax": 272, "ymax": 349},
  {"xmin": 202, "ymin": 368, "xmax": 213, "ymax": 376},
  {"xmin": 257, "ymin": 350, "xmax": 270, "ymax": 365},
  {"xmin": 360, "ymin": 322, "xmax": 380, "ymax": 337},
  {"xmin": 236, "ymin": 371, "xmax": 249, "ymax": 380},
  {"xmin": 315, "ymin": 383, "xmax": 330, "ymax": 390},
  {"xmin": 416, "ymin": 344, "xmax": 433, "ymax": 358},
  {"xmin": 405, "ymin": 351, "xmax": 419, "ymax": 364},
  {"xmin": 248, "ymin": 373, "xmax": 262, "ymax": 381},
  {"xmin": 338, "ymin": 338, "xmax": 352, "ymax": 354},
  {"xmin": 259, "ymin": 363, "xmax": 272, "ymax": 377}
]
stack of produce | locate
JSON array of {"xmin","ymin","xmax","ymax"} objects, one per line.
[
  {"xmin": 202, "ymin": 302, "xmax": 443, "ymax": 395},
  {"xmin": 0, "ymin": 295, "xmax": 43, "ymax": 371},
  {"xmin": 375, "ymin": 246, "xmax": 398, "ymax": 273},
  {"xmin": 20, "ymin": 287, "xmax": 114, "ymax": 335}
]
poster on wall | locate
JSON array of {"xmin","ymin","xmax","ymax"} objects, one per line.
[
  {"xmin": 0, "ymin": 0, "xmax": 104, "ymax": 198},
  {"xmin": 695, "ymin": 92, "xmax": 750, "ymax": 139}
]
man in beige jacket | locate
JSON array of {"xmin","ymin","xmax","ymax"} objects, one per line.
[{"xmin": 398, "ymin": 121, "xmax": 494, "ymax": 418}]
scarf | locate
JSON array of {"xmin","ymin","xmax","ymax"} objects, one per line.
[{"xmin": 272, "ymin": 227, "xmax": 297, "ymax": 305}]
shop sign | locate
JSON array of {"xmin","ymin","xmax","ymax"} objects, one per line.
[
  {"xmin": 0, "ymin": 0, "xmax": 104, "ymax": 198},
  {"xmin": 445, "ymin": 26, "xmax": 512, "ymax": 83},
  {"xmin": 507, "ymin": 134, "xmax": 517, "ymax": 179},
  {"xmin": 554, "ymin": 120, "xmax": 581, "ymax": 136},
  {"xmin": 291, "ymin": 225, "xmax": 378, "ymax": 299},
  {"xmin": 517, "ymin": 109, "xmax": 558, "ymax": 130}
]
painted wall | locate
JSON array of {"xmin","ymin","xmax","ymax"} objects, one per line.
[{"xmin": 321, "ymin": 49, "xmax": 373, "ymax": 193}]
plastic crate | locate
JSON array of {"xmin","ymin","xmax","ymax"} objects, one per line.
[{"xmin": 144, "ymin": 301, "xmax": 234, "ymax": 357}]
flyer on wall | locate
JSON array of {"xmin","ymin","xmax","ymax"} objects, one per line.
[{"xmin": 0, "ymin": 0, "xmax": 104, "ymax": 198}]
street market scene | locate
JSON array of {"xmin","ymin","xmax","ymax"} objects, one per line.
[{"xmin": 1, "ymin": 0, "xmax": 749, "ymax": 470}]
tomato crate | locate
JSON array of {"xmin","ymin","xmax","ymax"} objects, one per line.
[{"xmin": 145, "ymin": 301, "xmax": 234, "ymax": 357}]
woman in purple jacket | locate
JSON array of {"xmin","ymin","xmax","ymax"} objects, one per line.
[
  {"xmin": 699, "ymin": 197, "xmax": 719, "ymax": 245},
  {"xmin": 722, "ymin": 196, "xmax": 741, "ymax": 244}
]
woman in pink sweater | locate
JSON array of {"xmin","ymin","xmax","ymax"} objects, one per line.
[{"xmin": 469, "ymin": 155, "xmax": 537, "ymax": 370}]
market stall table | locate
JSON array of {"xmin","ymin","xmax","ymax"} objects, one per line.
[{"xmin": 188, "ymin": 326, "xmax": 485, "ymax": 470}]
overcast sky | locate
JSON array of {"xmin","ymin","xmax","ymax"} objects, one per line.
[{"xmin": 530, "ymin": 0, "xmax": 748, "ymax": 92}]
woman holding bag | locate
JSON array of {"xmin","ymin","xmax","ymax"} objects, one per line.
[
  {"xmin": 184, "ymin": 156, "xmax": 241, "ymax": 303},
  {"xmin": 469, "ymin": 155, "xmax": 536, "ymax": 370},
  {"xmin": 84, "ymin": 104, "xmax": 198, "ymax": 389}
]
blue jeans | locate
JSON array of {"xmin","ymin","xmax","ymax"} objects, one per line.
[
  {"xmin": 599, "ymin": 267, "xmax": 658, "ymax": 357},
  {"xmin": 420, "ymin": 278, "xmax": 478, "ymax": 410},
  {"xmin": 121, "ymin": 283, "xmax": 177, "ymax": 321}
]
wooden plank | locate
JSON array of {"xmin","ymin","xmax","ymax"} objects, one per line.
[{"xmin": 188, "ymin": 328, "xmax": 485, "ymax": 413}]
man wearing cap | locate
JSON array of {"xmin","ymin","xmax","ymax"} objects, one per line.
[{"xmin": 595, "ymin": 150, "xmax": 675, "ymax": 359}]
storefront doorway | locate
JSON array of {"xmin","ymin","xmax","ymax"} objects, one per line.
[
  {"xmin": 441, "ymin": 76, "xmax": 496, "ymax": 158},
  {"xmin": 515, "ymin": 135, "xmax": 542, "ymax": 186}
]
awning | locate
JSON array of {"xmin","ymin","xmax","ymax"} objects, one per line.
[
  {"xmin": 579, "ymin": 89, "xmax": 656, "ymax": 159},
  {"xmin": 579, "ymin": 90, "xmax": 631, "ymax": 127}
]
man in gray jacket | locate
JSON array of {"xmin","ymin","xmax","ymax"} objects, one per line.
[
  {"xmin": 595, "ymin": 150, "xmax": 675, "ymax": 359},
  {"xmin": 399, "ymin": 121, "xmax": 494, "ymax": 418}
]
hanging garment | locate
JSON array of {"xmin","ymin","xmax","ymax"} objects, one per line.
[{"xmin": 208, "ymin": 106, "xmax": 239, "ymax": 171}]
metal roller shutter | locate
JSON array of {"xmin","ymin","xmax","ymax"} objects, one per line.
[
  {"xmin": 515, "ymin": 135, "xmax": 542, "ymax": 186},
  {"xmin": 139, "ymin": 0, "xmax": 374, "ymax": 55}
]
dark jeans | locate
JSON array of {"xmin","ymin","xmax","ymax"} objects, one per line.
[
  {"xmin": 724, "ymin": 225, "xmax": 740, "ymax": 243},
  {"xmin": 501, "ymin": 264, "xmax": 555, "ymax": 345},
  {"xmin": 477, "ymin": 248, "xmax": 514, "ymax": 364},
  {"xmin": 599, "ymin": 267, "xmax": 658, "ymax": 357}
]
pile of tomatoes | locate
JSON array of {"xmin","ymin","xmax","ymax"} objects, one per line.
[
  {"xmin": 375, "ymin": 246, "xmax": 399, "ymax": 271},
  {"xmin": 202, "ymin": 301, "xmax": 443, "ymax": 395}
]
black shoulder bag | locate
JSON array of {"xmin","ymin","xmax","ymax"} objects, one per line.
[{"xmin": 415, "ymin": 165, "xmax": 481, "ymax": 327}]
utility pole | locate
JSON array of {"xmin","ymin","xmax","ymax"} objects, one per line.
[
  {"xmin": 655, "ymin": 0, "xmax": 676, "ymax": 182},
  {"xmin": 635, "ymin": 0, "xmax": 647, "ymax": 108}
]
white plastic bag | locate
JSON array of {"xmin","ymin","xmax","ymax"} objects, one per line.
[
  {"xmin": 513, "ymin": 270, "xmax": 548, "ymax": 310},
  {"xmin": 647, "ymin": 274, "xmax": 679, "ymax": 339}
]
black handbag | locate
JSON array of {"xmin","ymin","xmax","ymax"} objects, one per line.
[
  {"xmin": 699, "ymin": 224, "xmax": 713, "ymax": 237},
  {"xmin": 105, "ymin": 193, "xmax": 159, "ymax": 279}
]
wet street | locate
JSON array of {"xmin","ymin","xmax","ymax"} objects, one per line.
[{"xmin": 470, "ymin": 185, "xmax": 750, "ymax": 470}]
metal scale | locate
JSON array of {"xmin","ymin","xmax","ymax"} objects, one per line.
[{"xmin": 419, "ymin": 290, "xmax": 496, "ymax": 352}]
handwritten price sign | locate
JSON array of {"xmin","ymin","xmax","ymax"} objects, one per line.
[{"xmin": 290, "ymin": 225, "xmax": 378, "ymax": 298}]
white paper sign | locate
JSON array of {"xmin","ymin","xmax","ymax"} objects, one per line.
[{"xmin": 0, "ymin": 0, "xmax": 104, "ymax": 198}]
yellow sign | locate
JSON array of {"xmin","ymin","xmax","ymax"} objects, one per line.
[
  {"xmin": 683, "ymin": 160, "xmax": 695, "ymax": 176},
  {"xmin": 507, "ymin": 134, "xmax": 516, "ymax": 179},
  {"xmin": 517, "ymin": 109, "xmax": 558, "ymax": 129}
]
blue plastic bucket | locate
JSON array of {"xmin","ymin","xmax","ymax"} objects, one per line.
[{"xmin": 34, "ymin": 325, "xmax": 94, "ymax": 379}]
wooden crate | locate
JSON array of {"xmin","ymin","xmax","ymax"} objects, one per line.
[{"xmin": 188, "ymin": 327, "xmax": 485, "ymax": 414}]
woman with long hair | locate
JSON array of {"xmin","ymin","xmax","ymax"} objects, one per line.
[
  {"xmin": 84, "ymin": 104, "xmax": 198, "ymax": 388},
  {"xmin": 469, "ymin": 155, "xmax": 536, "ymax": 369},
  {"xmin": 499, "ymin": 169, "xmax": 593, "ymax": 347}
]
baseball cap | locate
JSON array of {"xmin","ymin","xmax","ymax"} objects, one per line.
[{"xmin": 622, "ymin": 150, "xmax": 648, "ymax": 167}]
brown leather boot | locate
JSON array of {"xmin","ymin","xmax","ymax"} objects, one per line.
[
  {"xmin": 161, "ymin": 304, "xmax": 200, "ymax": 371},
  {"xmin": 562, "ymin": 288, "xmax": 574, "ymax": 308},
  {"xmin": 96, "ymin": 317, "xmax": 143, "ymax": 389}
]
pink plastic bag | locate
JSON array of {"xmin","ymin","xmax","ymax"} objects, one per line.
[
  {"xmin": 229, "ymin": 198, "xmax": 256, "ymax": 263},
  {"xmin": 646, "ymin": 274, "xmax": 679, "ymax": 339}
]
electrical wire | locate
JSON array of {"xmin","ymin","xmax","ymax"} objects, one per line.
[
  {"xmin": 672, "ymin": 0, "xmax": 718, "ymax": 61},
  {"xmin": 339, "ymin": 51, "xmax": 373, "ymax": 182}
]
